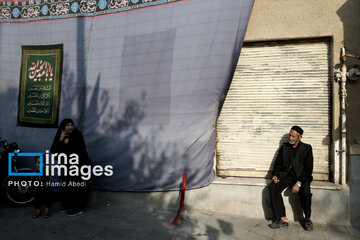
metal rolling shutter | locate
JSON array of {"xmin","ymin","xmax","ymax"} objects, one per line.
[{"xmin": 216, "ymin": 40, "xmax": 331, "ymax": 181}]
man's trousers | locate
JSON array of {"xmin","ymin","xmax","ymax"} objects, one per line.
[{"xmin": 269, "ymin": 176, "xmax": 312, "ymax": 220}]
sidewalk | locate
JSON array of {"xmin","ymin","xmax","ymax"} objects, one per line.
[{"xmin": 1, "ymin": 201, "xmax": 359, "ymax": 240}]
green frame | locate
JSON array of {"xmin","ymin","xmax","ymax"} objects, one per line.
[{"xmin": 18, "ymin": 44, "xmax": 63, "ymax": 128}]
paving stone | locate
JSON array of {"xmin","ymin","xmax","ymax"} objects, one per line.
[{"xmin": 0, "ymin": 201, "xmax": 358, "ymax": 240}]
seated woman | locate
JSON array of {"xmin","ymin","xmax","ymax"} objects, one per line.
[{"xmin": 50, "ymin": 118, "xmax": 92, "ymax": 216}]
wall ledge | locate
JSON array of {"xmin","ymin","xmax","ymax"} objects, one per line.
[
  {"xmin": 350, "ymin": 144, "xmax": 360, "ymax": 155},
  {"xmin": 213, "ymin": 176, "xmax": 342, "ymax": 190}
]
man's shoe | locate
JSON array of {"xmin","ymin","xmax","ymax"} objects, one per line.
[
  {"xmin": 268, "ymin": 219, "xmax": 289, "ymax": 229},
  {"xmin": 58, "ymin": 208, "xmax": 67, "ymax": 213},
  {"xmin": 304, "ymin": 219, "xmax": 313, "ymax": 231},
  {"xmin": 67, "ymin": 209, "xmax": 84, "ymax": 217},
  {"xmin": 67, "ymin": 209, "xmax": 80, "ymax": 217}
]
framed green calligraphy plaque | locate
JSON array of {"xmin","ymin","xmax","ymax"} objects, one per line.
[{"xmin": 18, "ymin": 44, "xmax": 63, "ymax": 127}]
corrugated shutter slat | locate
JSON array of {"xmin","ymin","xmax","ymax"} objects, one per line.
[{"xmin": 216, "ymin": 40, "xmax": 331, "ymax": 180}]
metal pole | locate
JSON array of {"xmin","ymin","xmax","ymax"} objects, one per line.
[{"xmin": 340, "ymin": 47, "xmax": 347, "ymax": 185}]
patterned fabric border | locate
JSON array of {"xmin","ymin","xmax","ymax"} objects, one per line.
[{"xmin": 0, "ymin": 0, "xmax": 184, "ymax": 23}]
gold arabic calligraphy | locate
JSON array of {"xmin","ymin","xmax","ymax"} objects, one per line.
[
  {"xmin": 28, "ymin": 60, "xmax": 54, "ymax": 82},
  {"xmin": 25, "ymin": 82, "xmax": 53, "ymax": 116}
]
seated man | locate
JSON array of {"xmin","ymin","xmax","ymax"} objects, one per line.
[{"xmin": 268, "ymin": 126, "xmax": 313, "ymax": 231}]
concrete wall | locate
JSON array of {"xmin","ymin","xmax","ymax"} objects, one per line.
[
  {"xmin": 350, "ymin": 145, "xmax": 360, "ymax": 227},
  {"xmin": 90, "ymin": 182, "xmax": 349, "ymax": 225},
  {"xmin": 234, "ymin": 0, "xmax": 360, "ymax": 226},
  {"xmin": 244, "ymin": 0, "xmax": 360, "ymax": 146}
]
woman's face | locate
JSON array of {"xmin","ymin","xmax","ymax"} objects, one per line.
[
  {"xmin": 64, "ymin": 122, "xmax": 75, "ymax": 133},
  {"xmin": 35, "ymin": 157, "xmax": 40, "ymax": 169}
]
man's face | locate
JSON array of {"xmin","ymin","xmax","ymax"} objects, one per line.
[{"xmin": 288, "ymin": 130, "xmax": 301, "ymax": 145}]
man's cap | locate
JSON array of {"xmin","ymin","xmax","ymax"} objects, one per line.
[{"xmin": 291, "ymin": 126, "xmax": 303, "ymax": 135}]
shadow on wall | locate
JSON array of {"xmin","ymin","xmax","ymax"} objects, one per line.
[
  {"xmin": 31, "ymin": 48, "xmax": 182, "ymax": 191},
  {"xmin": 0, "ymin": 88, "xmax": 18, "ymax": 134},
  {"xmin": 58, "ymin": 54, "xmax": 76, "ymax": 118},
  {"xmin": 75, "ymin": 17, "xmax": 87, "ymax": 130},
  {"xmin": 75, "ymin": 71, "xmax": 182, "ymax": 190},
  {"xmin": 262, "ymin": 134, "xmax": 288, "ymax": 220},
  {"xmin": 72, "ymin": 27, "xmax": 190, "ymax": 191},
  {"xmin": 54, "ymin": 18, "xmax": 87, "ymax": 130},
  {"xmin": 337, "ymin": 0, "xmax": 360, "ymax": 144},
  {"xmin": 0, "ymin": 87, "xmax": 52, "ymax": 169},
  {"xmin": 337, "ymin": 0, "xmax": 360, "ymax": 228}
]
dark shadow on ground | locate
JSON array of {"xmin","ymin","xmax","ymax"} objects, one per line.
[{"xmin": 262, "ymin": 134, "xmax": 288, "ymax": 221}]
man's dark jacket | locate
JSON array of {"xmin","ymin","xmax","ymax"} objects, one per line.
[{"xmin": 273, "ymin": 141, "xmax": 314, "ymax": 183}]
